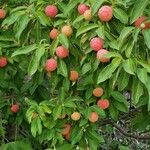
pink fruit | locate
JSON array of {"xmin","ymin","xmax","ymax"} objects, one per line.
[
  {"xmin": 49, "ymin": 28, "xmax": 60, "ymax": 39},
  {"xmin": 83, "ymin": 9, "xmax": 92, "ymax": 21},
  {"xmin": 97, "ymin": 49, "xmax": 110, "ymax": 63},
  {"xmin": 90, "ymin": 37, "xmax": 103, "ymax": 51},
  {"xmin": 98, "ymin": 6, "xmax": 113, "ymax": 22},
  {"xmin": 45, "ymin": 5, "xmax": 58, "ymax": 17},
  {"xmin": 0, "ymin": 57, "xmax": 7, "ymax": 68},
  {"xmin": 11, "ymin": 104, "xmax": 19, "ymax": 113},
  {"xmin": 78, "ymin": 3, "xmax": 89, "ymax": 15},
  {"xmin": 56, "ymin": 46, "xmax": 69, "ymax": 58},
  {"xmin": 134, "ymin": 16, "xmax": 148, "ymax": 29},
  {"xmin": 45, "ymin": 58, "xmax": 57, "ymax": 72},
  {"xmin": 0, "ymin": 9, "xmax": 6, "ymax": 19}
]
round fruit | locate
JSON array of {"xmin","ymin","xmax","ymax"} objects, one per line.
[
  {"xmin": 89, "ymin": 112, "xmax": 99, "ymax": 123},
  {"xmin": 11, "ymin": 104, "xmax": 19, "ymax": 113},
  {"xmin": 62, "ymin": 124, "xmax": 71, "ymax": 136},
  {"xmin": 97, "ymin": 99, "xmax": 109, "ymax": 109},
  {"xmin": 49, "ymin": 28, "xmax": 59, "ymax": 39},
  {"xmin": 45, "ymin": 5, "xmax": 58, "ymax": 17},
  {"xmin": 90, "ymin": 37, "xmax": 103, "ymax": 51},
  {"xmin": 0, "ymin": 9, "xmax": 6, "ymax": 19},
  {"xmin": 0, "ymin": 57, "xmax": 7, "ymax": 68},
  {"xmin": 45, "ymin": 58, "xmax": 57, "ymax": 72},
  {"xmin": 65, "ymin": 131, "xmax": 71, "ymax": 140},
  {"xmin": 97, "ymin": 49, "xmax": 110, "ymax": 63},
  {"xmin": 58, "ymin": 114, "xmax": 66, "ymax": 119},
  {"xmin": 93, "ymin": 87, "xmax": 104, "ymax": 97},
  {"xmin": 70, "ymin": 70, "xmax": 79, "ymax": 81},
  {"xmin": 78, "ymin": 3, "xmax": 89, "ymax": 15},
  {"xmin": 61, "ymin": 25, "xmax": 73, "ymax": 37},
  {"xmin": 134, "ymin": 16, "xmax": 147, "ymax": 28},
  {"xmin": 71, "ymin": 112, "xmax": 81, "ymax": 121},
  {"xmin": 98, "ymin": 6, "xmax": 113, "ymax": 22},
  {"xmin": 83, "ymin": 9, "xmax": 92, "ymax": 21},
  {"xmin": 56, "ymin": 46, "xmax": 69, "ymax": 58}
]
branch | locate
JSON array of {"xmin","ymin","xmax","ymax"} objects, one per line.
[{"xmin": 107, "ymin": 120, "xmax": 150, "ymax": 140}]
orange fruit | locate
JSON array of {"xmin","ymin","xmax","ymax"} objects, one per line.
[
  {"xmin": 93, "ymin": 87, "xmax": 104, "ymax": 97},
  {"xmin": 71, "ymin": 112, "xmax": 81, "ymax": 121},
  {"xmin": 61, "ymin": 124, "xmax": 71, "ymax": 136},
  {"xmin": 97, "ymin": 99, "xmax": 109, "ymax": 109},
  {"xmin": 88, "ymin": 112, "xmax": 99, "ymax": 123},
  {"xmin": 83, "ymin": 9, "xmax": 92, "ymax": 21},
  {"xmin": 70, "ymin": 70, "xmax": 79, "ymax": 81},
  {"xmin": 61, "ymin": 25, "xmax": 73, "ymax": 37}
]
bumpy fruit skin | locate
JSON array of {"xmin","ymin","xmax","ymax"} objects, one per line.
[
  {"xmin": 11, "ymin": 104, "xmax": 19, "ymax": 113},
  {"xmin": 0, "ymin": 9, "xmax": 6, "ymax": 19},
  {"xmin": 0, "ymin": 57, "xmax": 7, "ymax": 68},
  {"xmin": 97, "ymin": 49, "xmax": 110, "ymax": 63},
  {"xmin": 56, "ymin": 46, "xmax": 69, "ymax": 58},
  {"xmin": 135, "ymin": 17, "xmax": 150, "ymax": 29},
  {"xmin": 71, "ymin": 112, "xmax": 81, "ymax": 121},
  {"xmin": 70, "ymin": 70, "xmax": 79, "ymax": 81},
  {"xmin": 83, "ymin": 9, "xmax": 92, "ymax": 21},
  {"xmin": 97, "ymin": 99, "xmax": 109, "ymax": 109},
  {"xmin": 88, "ymin": 112, "xmax": 99, "ymax": 123},
  {"xmin": 49, "ymin": 28, "xmax": 59, "ymax": 39},
  {"xmin": 90, "ymin": 37, "xmax": 103, "ymax": 51},
  {"xmin": 98, "ymin": 6, "xmax": 113, "ymax": 22},
  {"xmin": 93, "ymin": 87, "xmax": 104, "ymax": 97},
  {"xmin": 45, "ymin": 58, "xmax": 57, "ymax": 72},
  {"xmin": 62, "ymin": 124, "xmax": 71, "ymax": 136},
  {"xmin": 78, "ymin": 3, "xmax": 89, "ymax": 15},
  {"xmin": 45, "ymin": 5, "xmax": 58, "ymax": 17},
  {"xmin": 61, "ymin": 25, "xmax": 73, "ymax": 37}
]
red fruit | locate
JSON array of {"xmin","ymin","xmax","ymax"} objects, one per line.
[
  {"xmin": 0, "ymin": 57, "xmax": 7, "ymax": 68},
  {"xmin": 90, "ymin": 37, "xmax": 103, "ymax": 51},
  {"xmin": 45, "ymin": 5, "xmax": 58, "ymax": 17},
  {"xmin": 11, "ymin": 104, "xmax": 19, "ymax": 113},
  {"xmin": 45, "ymin": 58, "xmax": 57, "ymax": 72},
  {"xmin": 0, "ymin": 9, "xmax": 6, "ymax": 19},
  {"xmin": 97, "ymin": 49, "xmax": 110, "ymax": 63},
  {"xmin": 98, "ymin": 6, "xmax": 113, "ymax": 22},
  {"xmin": 56, "ymin": 46, "xmax": 69, "ymax": 58},
  {"xmin": 62, "ymin": 124, "xmax": 71, "ymax": 136},
  {"xmin": 61, "ymin": 25, "xmax": 73, "ymax": 37},
  {"xmin": 135, "ymin": 17, "xmax": 150, "ymax": 29},
  {"xmin": 70, "ymin": 70, "xmax": 79, "ymax": 81},
  {"xmin": 88, "ymin": 112, "xmax": 99, "ymax": 123},
  {"xmin": 49, "ymin": 28, "xmax": 59, "ymax": 39},
  {"xmin": 65, "ymin": 131, "xmax": 71, "ymax": 140},
  {"xmin": 93, "ymin": 87, "xmax": 104, "ymax": 97},
  {"xmin": 78, "ymin": 3, "xmax": 89, "ymax": 15},
  {"xmin": 83, "ymin": 9, "xmax": 92, "ymax": 21},
  {"xmin": 97, "ymin": 99, "xmax": 109, "ymax": 109}
]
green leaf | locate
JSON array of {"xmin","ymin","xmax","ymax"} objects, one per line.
[
  {"xmin": 123, "ymin": 59, "xmax": 136, "ymax": 75},
  {"xmin": 109, "ymin": 104, "xmax": 119, "ymax": 120},
  {"xmin": 118, "ymin": 27, "xmax": 134, "ymax": 49},
  {"xmin": 57, "ymin": 59, "xmax": 68, "ymax": 77},
  {"xmin": 113, "ymin": 7, "xmax": 128, "ymax": 24},
  {"xmin": 73, "ymin": 15, "xmax": 84, "ymax": 26},
  {"xmin": 130, "ymin": 0, "xmax": 149, "ymax": 24},
  {"xmin": 111, "ymin": 91, "xmax": 126, "ymax": 103},
  {"xmin": 12, "ymin": 44, "xmax": 37, "ymax": 57},
  {"xmin": 31, "ymin": 119, "xmax": 37, "ymax": 137},
  {"xmin": 137, "ymin": 60, "xmax": 150, "ymax": 73},
  {"xmin": 119, "ymin": 145, "xmax": 130, "ymax": 150},
  {"xmin": 132, "ymin": 79, "xmax": 144, "ymax": 105},
  {"xmin": 71, "ymin": 128, "xmax": 83, "ymax": 145},
  {"xmin": 76, "ymin": 24, "xmax": 98, "ymax": 37},
  {"xmin": 37, "ymin": 117, "xmax": 42, "ymax": 135},
  {"xmin": 52, "ymin": 105, "xmax": 62, "ymax": 120},
  {"xmin": 37, "ymin": 12, "xmax": 51, "ymax": 26},
  {"xmin": 143, "ymin": 29, "xmax": 150, "ymax": 49},
  {"xmin": 118, "ymin": 71, "xmax": 130, "ymax": 91},
  {"xmin": 113, "ymin": 101, "xmax": 129, "ymax": 113},
  {"xmin": 58, "ymin": 34, "xmax": 69, "ymax": 48},
  {"xmin": 97, "ymin": 58, "xmax": 121, "ymax": 83},
  {"xmin": 15, "ymin": 15, "xmax": 30, "ymax": 40},
  {"xmin": 81, "ymin": 62, "xmax": 91, "ymax": 75},
  {"xmin": 28, "ymin": 45, "xmax": 45, "ymax": 76},
  {"xmin": 2, "ymin": 11, "xmax": 25, "ymax": 27},
  {"xmin": 137, "ymin": 68, "xmax": 147, "ymax": 85},
  {"xmin": 50, "ymin": 38, "xmax": 59, "ymax": 56}
]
